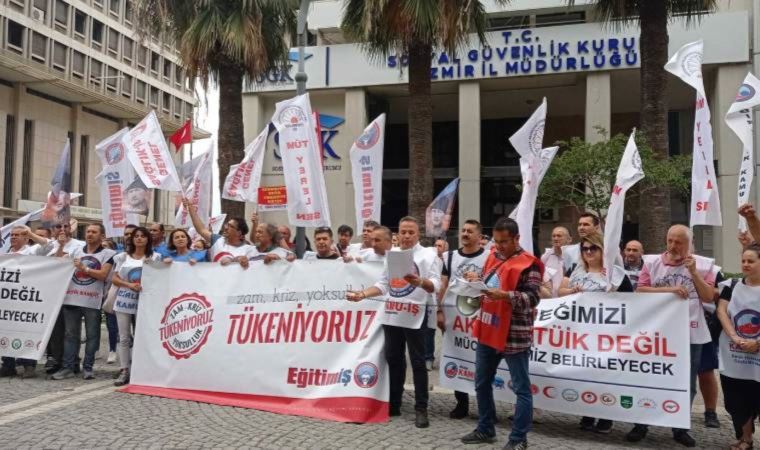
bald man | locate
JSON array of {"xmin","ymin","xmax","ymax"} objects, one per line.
[
  {"xmin": 625, "ymin": 225, "xmax": 717, "ymax": 447},
  {"xmin": 541, "ymin": 226, "xmax": 571, "ymax": 297},
  {"xmin": 622, "ymin": 240, "xmax": 644, "ymax": 290}
]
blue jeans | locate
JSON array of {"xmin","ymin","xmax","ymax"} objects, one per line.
[
  {"xmin": 105, "ymin": 312, "xmax": 118, "ymax": 352},
  {"xmin": 476, "ymin": 344, "xmax": 532, "ymax": 443},
  {"xmin": 62, "ymin": 306, "xmax": 101, "ymax": 372}
]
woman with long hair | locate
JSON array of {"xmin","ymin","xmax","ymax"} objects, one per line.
[
  {"xmin": 110, "ymin": 226, "xmax": 160, "ymax": 386},
  {"xmin": 717, "ymin": 244, "xmax": 760, "ymax": 450},
  {"xmin": 558, "ymin": 232, "xmax": 631, "ymax": 434},
  {"xmin": 163, "ymin": 229, "xmax": 207, "ymax": 264}
]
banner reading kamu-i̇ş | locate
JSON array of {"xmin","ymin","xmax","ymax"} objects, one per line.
[
  {"xmin": 123, "ymin": 261, "xmax": 388, "ymax": 423},
  {"xmin": 440, "ymin": 292, "xmax": 690, "ymax": 428},
  {"xmin": 0, "ymin": 255, "xmax": 74, "ymax": 360}
]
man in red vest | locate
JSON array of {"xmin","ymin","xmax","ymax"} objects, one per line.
[{"xmin": 460, "ymin": 217, "xmax": 543, "ymax": 450}]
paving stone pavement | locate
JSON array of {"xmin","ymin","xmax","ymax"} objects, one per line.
[{"xmin": 0, "ymin": 329, "xmax": 742, "ymax": 449}]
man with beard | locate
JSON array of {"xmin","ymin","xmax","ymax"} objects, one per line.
[{"xmin": 623, "ymin": 240, "xmax": 644, "ymax": 290}]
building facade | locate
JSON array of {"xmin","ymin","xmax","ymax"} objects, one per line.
[
  {"xmin": 0, "ymin": 0, "xmax": 203, "ymax": 228},
  {"xmin": 243, "ymin": 0, "xmax": 759, "ymax": 272}
]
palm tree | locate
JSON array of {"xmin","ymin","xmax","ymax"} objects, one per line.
[
  {"xmin": 342, "ymin": 1, "xmax": 507, "ymax": 221},
  {"xmin": 133, "ymin": 0, "xmax": 296, "ymax": 219},
  {"xmin": 575, "ymin": 1, "xmax": 717, "ymax": 251}
]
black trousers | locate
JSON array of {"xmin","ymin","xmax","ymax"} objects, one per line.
[
  {"xmin": 384, "ymin": 324, "xmax": 428, "ymax": 411},
  {"xmin": 45, "ymin": 311, "xmax": 65, "ymax": 364}
]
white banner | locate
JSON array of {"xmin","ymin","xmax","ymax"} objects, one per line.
[
  {"xmin": 95, "ymin": 128, "xmax": 142, "ymax": 237},
  {"xmin": 725, "ymin": 73, "xmax": 760, "ymax": 231},
  {"xmin": 175, "ymin": 152, "xmax": 212, "ymax": 229},
  {"xmin": 125, "ymin": 260, "xmax": 388, "ymax": 423},
  {"xmin": 509, "ymin": 97, "xmax": 547, "ymax": 159},
  {"xmin": 0, "ymin": 255, "xmax": 75, "ymax": 360},
  {"xmin": 604, "ymin": 131, "xmax": 644, "ymax": 287},
  {"xmin": 222, "ymin": 127, "xmax": 267, "ymax": 203},
  {"xmin": 665, "ymin": 40, "xmax": 721, "ymax": 226},
  {"xmin": 440, "ymin": 292, "xmax": 690, "ymax": 428},
  {"xmin": 350, "ymin": 114, "xmax": 385, "ymax": 233},
  {"xmin": 271, "ymin": 94, "xmax": 331, "ymax": 227},
  {"xmin": 510, "ymin": 146, "xmax": 558, "ymax": 253},
  {"xmin": 126, "ymin": 110, "xmax": 182, "ymax": 192}
]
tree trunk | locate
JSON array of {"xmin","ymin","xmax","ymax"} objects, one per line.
[
  {"xmin": 217, "ymin": 59, "xmax": 246, "ymax": 221},
  {"xmin": 637, "ymin": 1, "xmax": 670, "ymax": 253},
  {"xmin": 407, "ymin": 40, "xmax": 434, "ymax": 224}
]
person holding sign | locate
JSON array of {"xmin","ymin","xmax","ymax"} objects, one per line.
[
  {"xmin": 183, "ymin": 198, "xmax": 250, "ymax": 264},
  {"xmin": 459, "ymin": 217, "xmax": 543, "ymax": 450},
  {"xmin": 716, "ymin": 244, "xmax": 760, "ymax": 450},
  {"xmin": 346, "ymin": 216, "xmax": 441, "ymax": 429}
]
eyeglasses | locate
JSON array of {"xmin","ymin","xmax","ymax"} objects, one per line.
[{"xmin": 581, "ymin": 245, "xmax": 600, "ymax": 254}]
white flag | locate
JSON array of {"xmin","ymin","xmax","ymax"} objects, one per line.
[
  {"xmin": 665, "ymin": 40, "xmax": 721, "ymax": 226},
  {"xmin": 189, "ymin": 213, "xmax": 226, "ymax": 241},
  {"xmin": 175, "ymin": 151, "xmax": 212, "ymax": 229},
  {"xmin": 509, "ymin": 97, "xmax": 547, "ymax": 159},
  {"xmin": 0, "ymin": 209, "xmax": 42, "ymax": 253},
  {"xmin": 350, "ymin": 114, "xmax": 385, "ymax": 232},
  {"xmin": 604, "ymin": 131, "xmax": 644, "ymax": 288},
  {"xmin": 95, "ymin": 128, "xmax": 141, "ymax": 237},
  {"xmin": 126, "ymin": 110, "xmax": 182, "ymax": 192},
  {"xmin": 222, "ymin": 127, "xmax": 267, "ymax": 203},
  {"xmin": 725, "ymin": 73, "xmax": 760, "ymax": 231},
  {"xmin": 509, "ymin": 146, "xmax": 558, "ymax": 253},
  {"xmin": 271, "ymin": 94, "xmax": 331, "ymax": 227}
]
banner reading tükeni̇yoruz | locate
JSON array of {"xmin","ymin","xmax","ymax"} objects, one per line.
[
  {"xmin": 0, "ymin": 255, "xmax": 74, "ymax": 360},
  {"xmin": 439, "ymin": 292, "xmax": 690, "ymax": 428},
  {"xmin": 123, "ymin": 260, "xmax": 388, "ymax": 423}
]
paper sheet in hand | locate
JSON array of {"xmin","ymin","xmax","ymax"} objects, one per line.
[
  {"xmin": 448, "ymin": 277, "xmax": 488, "ymax": 298},
  {"xmin": 387, "ymin": 248, "xmax": 415, "ymax": 279}
]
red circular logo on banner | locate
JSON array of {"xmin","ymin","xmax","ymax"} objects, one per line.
[
  {"xmin": 581, "ymin": 391, "xmax": 597, "ymax": 404},
  {"xmin": 159, "ymin": 292, "xmax": 214, "ymax": 360},
  {"xmin": 662, "ymin": 400, "xmax": 680, "ymax": 414}
]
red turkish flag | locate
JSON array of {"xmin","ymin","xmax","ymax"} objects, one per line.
[{"xmin": 169, "ymin": 120, "xmax": 192, "ymax": 152}]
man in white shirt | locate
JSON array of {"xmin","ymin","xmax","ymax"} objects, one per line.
[
  {"xmin": 347, "ymin": 220, "xmax": 380, "ymax": 257},
  {"xmin": 562, "ymin": 213, "xmax": 601, "ymax": 275},
  {"xmin": 350, "ymin": 226, "xmax": 392, "ymax": 263},
  {"xmin": 347, "ymin": 216, "xmax": 441, "ymax": 428}
]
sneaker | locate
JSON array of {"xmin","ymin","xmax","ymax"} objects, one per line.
[
  {"xmin": 461, "ymin": 430, "xmax": 496, "ymax": 444},
  {"xmin": 0, "ymin": 365, "xmax": 16, "ymax": 377},
  {"xmin": 389, "ymin": 406, "xmax": 401, "ymax": 417},
  {"xmin": 21, "ymin": 366, "xmax": 36, "ymax": 379},
  {"xmin": 44, "ymin": 356, "xmax": 59, "ymax": 374},
  {"xmin": 503, "ymin": 440, "xmax": 528, "ymax": 450},
  {"xmin": 449, "ymin": 404, "xmax": 469, "ymax": 419},
  {"xmin": 113, "ymin": 369, "xmax": 130, "ymax": 387},
  {"xmin": 425, "ymin": 360, "xmax": 433, "ymax": 371},
  {"xmin": 415, "ymin": 409, "xmax": 429, "ymax": 428},
  {"xmin": 106, "ymin": 351, "xmax": 117, "ymax": 364},
  {"xmin": 626, "ymin": 424, "xmax": 649, "ymax": 442},
  {"xmin": 82, "ymin": 369, "xmax": 95, "ymax": 380},
  {"xmin": 673, "ymin": 430, "xmax": 696, "ymax": 448},
  {"xmin": 51, "ymin": 368, "xmax": 74, "ymax": 380},
  {"xmin": 704, "ymin": 410, "xmax": 720, "ymax": 428},
  {"xmin": 579, "ymin": 416, "xmax": 596, "ymax": 431},
  {"xmin": 595, "ymin": 419, "xmax": 613, "ymax": 434}
]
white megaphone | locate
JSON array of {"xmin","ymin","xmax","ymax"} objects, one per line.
[{"xmin": 456, "ymin": 295, "xmax": 481, "ymax": 317}]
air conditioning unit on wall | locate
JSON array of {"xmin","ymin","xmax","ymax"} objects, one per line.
[{"xmin": 31, "ymin": 7, "xmax": 45, "ymax": 22}]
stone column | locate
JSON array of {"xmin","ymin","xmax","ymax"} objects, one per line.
[
  {"xmin": 10, "ymin": 83, "xmax": 25, "ymax": 207},
  {"xmin": 458, "ymin": 82, "xmax": 481, "ymax": 225},
  {"xmin": 343, "ymin": 88, "xmax": 367, "ymax": 229},
  {"xmin": 585, "ymin": 72, "xmax": 611, "ymax": 143},
  {"xmin": 70, "ymin": 104, "xmax": 81, "ymax": 205}
]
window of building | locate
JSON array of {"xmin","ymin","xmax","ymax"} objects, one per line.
[
  {"xmin": 92, "ymin": 19, "xmax": 104, "ymax": 48},
  {"xmin": 162, "ymin": 92, "xmax": 171, "ymax": 113},
  {"xmin": 32, "ymin": 0, "xmax": 47, "ymax": 15},
  {"xmin": 107, "ymin": 28, "xmax": 119, "ymax": 55},
  {"xmin": 79, "ymin": 135, "xmax": 89, "ymax": 204},
  {"xmin": 135, "ymin": 79, "xmax": 146, "ymax": 103},
  {"xmin": 54, "ymin": 0, "xmax": 68, "ymax": 30},
  {"xmin": 109, "ymin": 0, "xmax": 120, "ymax": 17},
  {"xmin": 124, "ymin": 0, "xmax": 133, "ymax": 24},
  {"xmin": 93, "ymin": 0, "xmax": 104, "ymax": 10},
  {"xmin": 74, "ymin": 10, "xmax": 86, "ymax": 36},
  {"xmin": 31, "ymin": 32, "xmax": 48, "ymax": 63},
  {"xmin": 150, "ymin": 86, "xmax": 159, "ymax": 107},
  {"xmin": 150, "ymin": 52, "xmax": 160, "ymax": 74},
  {"xmin": 174, "ymin": 97, "xmax": 182, "ymax": 119},
  {"xmin": 487, "ymin": 15, "xmax": 529, "ymax": 31},
  {"xmin": 106, "ymin": 66, "xmax": 118, "ymax": 92},
  {"xmin": 137, "ymin": 45, "xmax": 147, "ymax": 69},
  {"xmin": 21, "ymin": 120, "xmax": 34, "ymax": 200},
  {"xmin": 185, "ymin": 101, "xmax": 193, "ymax": 119},
  {"xmin": 163, "ymin": 60, "xmax": 172, "ymax": 81},
  {"xmin": 535, "ymin": 12, "xmax": 585, "ymax": 28},
  {"xmin": 90, "ymin": 59, "xmax": 103, "ymax": 85},
  {"xmin": 123, "ymin": 37, "xmax": 133, "ymax": 63},
  {"xmin": 52, "ymin": 41, "xmax": 67, "ymax": 71},
  {"xmin": 8, "ymin": 0, "xmax": 24, "ymax": 13},
  {"xmin": 174, "ymin": 66, "xmax": 183, "ymax": 86},
  {"xmin": 3, "ymin": 115, "xmax": 16, "ymax": 208},
  {"xmin": 122, "ymin": 73, "xmax": 132, "ymax": 97},
  {"xmin": 72, "ymin": 50, "xmax": 85, "ymax": 78},
  {"xmin": 7, "ymin": 21, "xmax": 25, "ymax": 53}
]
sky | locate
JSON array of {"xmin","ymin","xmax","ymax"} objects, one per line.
[{"xmin": 185, "ymin": 82, "xmax": 221, "ymax": 215}]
